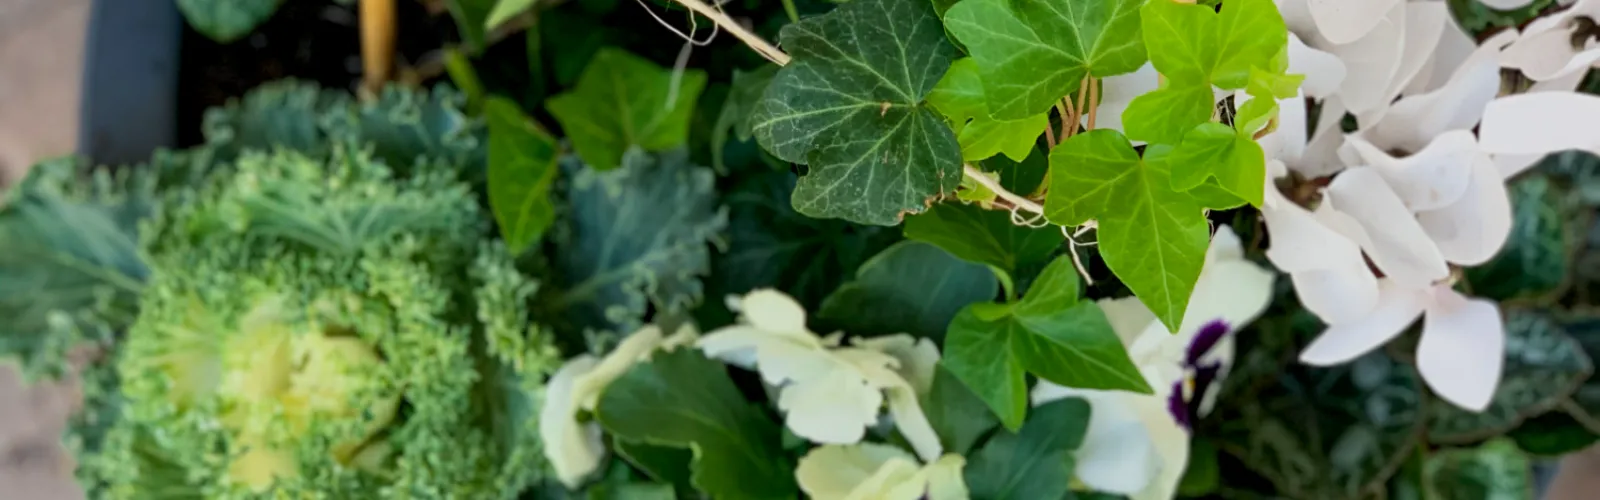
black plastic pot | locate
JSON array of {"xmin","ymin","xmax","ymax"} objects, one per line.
[{"xmin": 77, "ymin": 0, "xmax": 181, "ymax": 165}]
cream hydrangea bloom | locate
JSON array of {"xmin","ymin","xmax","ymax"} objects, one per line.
[
  {"xmin": 538, "ymin": 324, "xmax": 698, "ymax": 488},
  {"xmin": 697, "ymin": 290, "xmax": 943, "ymax": 462},
  {"xmin": 795, "ymin": 444, "xmax": 967, "ymax": 500},
  {"xmin": 1034, "ymin": 226, "xmax": 1274, "ymax": 500}
]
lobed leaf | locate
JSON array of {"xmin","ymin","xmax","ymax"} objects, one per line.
[
  {"xmin": 546, "ymin": 49, "xmax": 707, "ymax": 172},
  {"xmin": 816, "ymin": 241, "xmax": 997, "ymax": 341},
  {"xmin": 485, "ymin": 97, "xmax": 561, "ymax": 255}
]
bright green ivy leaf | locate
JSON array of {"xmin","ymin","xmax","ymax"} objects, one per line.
[
  {"xmin": 1044, "ymin": 130, "xmax": 1208, "ymax": 331},
  {"xmin": 750, "ymin": 0, "xmax": 963, "ymax": 226},
  {"xmin": 1140, "ymin": 0, "xmax": 1287, "ymax": 90},
  {"xmin": 945, "ymin": 256, "xmax": 1152, "ymax": 429},
  {"xmin": 596, "ymin": 348, "xmax": 798, "ymax": 500},
  {"xmin": 550, "ymin": 149, "xmax": 727, "ymax": 335},
  {"xmin": 486, "ymin": 97, "xmax": 560, "ymax": 255},
  {"xmin": 1121, "ymin": 85, "xmax": 1215, "ymax": 145},
  {"xmin": 1167, "ymin": 122, "xmax": 1267, "ymax": 206},
  {"xmin": 964, "ymin": 398, "xmax": 1091, "ymax": 500},
  {"xmin": 176, "ymin": 0, "xmax": 282, "ymax": 43},
  {"xmin": 816, "ymin": 241, "xmax": 998, "ymax": 341},
  {"xmin": 943, "ymin": 0, "xmax": 1146, "ymax": 119},
  {"xmin": 712, "ymin": 67, "xmax": 778, "ymax": 172},
  {"xmin": 905, "ymin": 202, "xmax": 1061, "ymax": 287},
  {"xmin": 1234, "ymin": 95, "xmax": 1278, "ymax": 135},
  {"xmin": 929, "ymin": 58, "xmax": 1050, "ymax": 162},
  {"xmin": 547, "ymin": 48, "xmax": 708, "ymax": 171},
  {"xmin": 957, "ymin": 170, "xmax": 1001, "ymax": 205},
  {"xmin": 1247, "ymin": 67, "xmax": 1305, "ymax": 100}
]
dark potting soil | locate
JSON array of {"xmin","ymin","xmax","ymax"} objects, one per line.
[{"xmin": 174, "ymin": 0, "xmax": 454, "ymax": 148}]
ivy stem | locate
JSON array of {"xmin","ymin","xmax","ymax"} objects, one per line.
[
  {"xmin": 1071, "ymin": 77, "xmax": 1090, "ymax": 136},
  {"xmin": 963, "ymin": 164, "xmax": 1044, "ymax": 215},
  {"xmin": 1086, "ymin": 77, "xmax": 1100, "ymax": 130},
  {"xmin": 1044, "ymin": 120, "xmax": 1058, "ymax": 149},
  {"xmin": 661, "ymin": 0, "xmax": 792, "ymax": 65},
  {"xmin": 1055, "ymin": 98, "xmax": 1074, "ymax": 144}
]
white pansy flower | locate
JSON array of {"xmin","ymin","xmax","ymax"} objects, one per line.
[
  {"xmin": 1301, "ymin": 281, "xmax": 1505, "ymax": 410},
  {"xmin": 1033, "ymin": 226, "xmax": 1274, "ymax": 500},
  {"xmin": 539, "ymin": 324, "xmax": 699, "ymax": 488},
  {"xmin": 697, "ymin": 289, "xmax": 943, "ymax": 461},
  {"xmin": 795, "ymin": 444, "xmax": 967, "ymax": 500}
]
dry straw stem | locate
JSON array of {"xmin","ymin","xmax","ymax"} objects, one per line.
[{"xmin": 361, "ymin": 0, "xmax": 398, "ymax": 95}]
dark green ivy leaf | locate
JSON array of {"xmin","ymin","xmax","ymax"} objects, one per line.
[
  {"xmin": 964, "ymin": 397, "xmax": 1091, "ymax": 500},
  {"xmin": 596, "ymin": 348, "xmax": 797, "ymax": 499},
  {"xmin": 944, "ymin": 255, "xmax": 1151, "ymax": 430},
  {"xmin": 547, "ymin": 48, "xmax": 708, "ymax": 171},
  {"xmin": 712, "ymin": 67, "xmax": 779, "ymax": 173},
  {"xmin": 549, "ymin": 148, "xmax": 728, "ymax": 336},
  {"xmin": 486, "ymin": 97, "xmax": 561, "ymax": 255},
  {"xmin": 924, "ymin": 365, "xmax": 1000, "ymax": 455},
  {"xmin": 904, "ymin": 201, "xmax": 1062, "ymax": 289},
  {"xmin": 1427, "ymin": 309, "xmax": 1592, "ymax": 444},
  {"xmin": 815, "ymin": 241, "xmax": 998, "ymax": 341},
  {"xmin": 175, "ymin": 0, "xmax": 282, "ymax": 43},
  {"xmin": 749, "ymin": 0, "xmax": 964, "ymax": 225}
]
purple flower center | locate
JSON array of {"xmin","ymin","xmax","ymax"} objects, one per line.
[{"xmin": 1168, "ymin": 319, "xmax": 1230, "ymax": 432}]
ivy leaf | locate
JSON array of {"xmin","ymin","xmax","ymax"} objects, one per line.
[
  {"xmin": 1428, "ymin": 310, "xmax": 1592, "ymax": 444},
  {"xmin": 596, "ymin": 348, "xmax": 798, "ymax": 499},
  {"xmin": 1166, "ymin": 122, "xmax": 1267, "ymax": 207},
  {"xmin": 945, "ymin": 256, "xmax": 1152, "ymax": 429},
  {"xmin": 816, "ymin": 241, "xmax": 998, "ymax": 341},
  {"xmin": 924, "ymin": 365, "xmax": 1000, "ymax": 455},
  {"xmin": 1121, "ymin": 85, "xmax": 1215, "ymax": 145},
  {"xmin": 1247, "ymin": 67, "xmax": 1305, "ymax": 100},
  {"xmin": 175, "ymin": 0, "xmax": 282, "ymax": 43},
  {"xmin": 943, "ymin": 0, "xmax": 1146, "ymax": 119},
  {"xmin": 904, "ymin": 202, "xmax": 1061, "ymax": 287},
  {"xmin": 486, "ymin": 97, "xmax": 560, "ymax": 255},
  {"xmin": 750, "ymin": 0, "xmax": 963, "ymax": 226},
  {"xmin": 550, "ymin": 149, "xmax": 728, "ymax": 336},
  {"xmin": 928, "ymin": 58, "xmax": 1049, "ymax": 162},
  {"xmin": 1044, "ymin": 129, "xmax": 1208, "ymax": 332},
  {"xmin": 1139, "ymin": 0, "xmax": 1286, "ymax": 90},
  {"xmin": 964, "ymin": 398, "xmax": 1091, "ymax": 500},
  {"xmin": 712, "ymin": 67, "xmax": 778, "ymax": 172},
  {"xmin": 547, "ymin": 48, "xmax": 708, "ymax": 171}
]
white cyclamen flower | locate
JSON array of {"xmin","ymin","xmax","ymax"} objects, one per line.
[
  {"xmin": 1500, "ymin": 0, "xmax": 1600, "ymax": 89},
  {"xmin": 795, "ymin": 444, "xmax": 967, "ymax": 500},
  {"xmin": 1033, "ymin": 226, "xmax": 1274, "ymax": 500},
  {"xmin": 539, "ymin": 324, "xmax": 698, "ymax": 488},
  {"xmin": 697, "ymin": 289, "xmax": 943, "ymax": 462}
]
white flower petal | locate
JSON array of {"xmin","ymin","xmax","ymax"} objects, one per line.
[
  {"xmin": 540, "ymin": 356, "xmax": 606, "ymax": 489},
  {"xmin": 796, "ymin": 444, "xmax": 921, "ymax": 500},
  {"xmin": 1366, "ymin": 32, "xmax": 1511, "ymax": 153},
  {"xmin": 1276, "ymin": 0, "xmax": 1318, "ymax": 39},
  {"xmin": 1418, "ymin": 287, "xmax": 1505, "ymax": 411},
  {"xmin": 739, "ymin": 288, "xmax": 816, "ymax": 338},
  {"xmin": 1362, "ymin": 1, "xmax": 1449, "ymax": 125},
  {"xmin": 1326, "ymin": 168, "xmax": 1450, "ymax": 288},
  {"xmin": 1181, "ymin": 257, "xmax": 1275, "ymax": 338},
  {"xmin": 1301, "ymin": 279, "xmax": 1427, "ymax": 364},
  {"xmin": 1291, "ymin": 265, "xmax": 1381, "ymax": 326},
  {"xmin": 1296, "ymin": 96, "xmax": 1350, "ymax": 178},
  {"xmin": 921, "ymin": 455, "xmax": 970, "ymax": 500},
  {"xmin": 885, "ymin": 385, "xmax": 943, "ymax": 462},
  {"xmin": 1481, "ymin": 0, "xmax": 1537, "ymax": 9},
  {"xmin": 1345, "ymin": 130, "xmax": 1478, "ymax": 211},
  {"xmin": 1263, "ymin": 187, "xmax": 1367, "ymax": 274},
  {"xmin": 1308, "ymin": 0, "xmax": 1405, "ymax": 45},
  {"xmin": 1495, "ymin": 153, "xmax": 1546, "ymax": 180},
  {"xmin": 854, "ymin": 334, "xmax": 940, "ymax": 395},
  {"xmin": 1097, "ymin": 296, "xmax": 1157, "ymax": 346},
  {"xmin": 1500, "ymin": 28, "xmax": 1589, "ymax": 81},
  {"xmin": 1416, "ymin": 152, "xmax": 1514, "ymax": 265},
  {"xmin": 1480, "ymin": 92, "xmax": 1600, "ymax": 156},
  {"xmin": 572, "ymin": 326, "xmax": 667, "ymax": 410},
  {"xmin": 1258, "ymin": 91, "xmax": 1308, "ymax": 164},
  {"xmin": 1417, "ymin": 13, "xmax": 1477, "ymax": 96},
  {"xmin": 1073, "ymin": 398, "xmax": 1164, "ymax": 496},
  {"xmin": 1528, "ymin": 67, "xmax": 1590, "ymax": 93},
  {"xmin": 1320, "ymin": 2, "xmax": 1407, "ymax": 115},
  {"xmin": 779, "ymin": 368, "xmax": 883, "ymax": 445},
  {"xmin": 1088, "ymin": 63, "xmax": 1162, "ymax": 136},
  {"xmin": 1289, "ymin": 33, "xmax": 1347, "ymax": 98}
]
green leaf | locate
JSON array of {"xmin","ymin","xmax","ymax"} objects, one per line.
[
  {"xmin": 596, "ymin": 348, "xmax": 797, "ymax": 500},
  {"xmin": 1507, "ymin": 411, "xmax": 1600, "ymax": 456},
  {"xmin": 1121, "ymin": 85, "xmax": 1215, "ymax": 145},
  {"xmin": 1465, "ymin": 174, "xmax": 1575, "ymax": 302},
  {"xmin": 816, "ymin": 241, "xmax": 998, "ymax": 341},
  {"xmin": 613, "ymin": 440, "xmax": 695, "ymax": 493},
  {"xmin": 1247, "ymin": 67, "xmax": 1305, "ymax": 100},
  {"xmin": 1139, "ymin": 0, "xmax": 1286, "ymax": 90},
  {"xmin": 1166, "ymin": 122, "xmax": 1266, "ymax": 207},
  {"xmin": 486, "ymin": 0, "xmax": 537, "ymax": 29},
  {"xmin": 924, "ymin": 365, "xmax": 1000, "ymax": 455},
  {"xmin": 547, "ymin": 48, "xmax": 708, "ymax": 171},
  {"xmin": 904, "ymin": 202, "xmax": 1062, "ymax": 284},
  {"xmin": 943, "ymin": 0, "xmax": 1146, "ymax": 119},
  {"xmin": 175, "ymin": 0, "xmax": 282, "ymax": 43},
  {"xmin": 1044, "ymin": 129, "xmax": 1208, "ymax": 332},
  {"xmin": 1179, "ymin": 438, "xmax": 1222, "ymax": 496},
  {"xmin": 550, "ymin": 149, "xmax": 727, "ymax": 335},
  {"xmin": 750, "ymin": 0, "xmax": 964, "ymax": 225},
  {"xmin": 447, "ymin": 0, "xmax": 498, "ymax": 51},
  {"xmin": 1234, "ymin": 95, "xmax": 1279, "ymax": 135},
  {"xmin": 703, "ymin": 171, "xmax": 898, "ymax": 320},
  {"xmin": 712, "ymin": 67, "xmax": 779, "ymax": 172},
  {"xmin": 928, "ymin": 58, "xmax": 1049, "ymax": 162},
  {"xmin": 1427, "ymin": 309, "xmax": 1592, "ymax": 443},
  {"xmin": 1423, "ymin": 439, "xmax": 1533, "ymax": 500},
  {"xmin": 964, "ymin": 398, "xmax": 1091, "ymax": 500},
  {"xmin": 486, "ymin": 97, "xmax": 561, "ymax": 255},
  {"xmin": 945, "ymin": 256, "xmax": 1152, "ymax": 429}
]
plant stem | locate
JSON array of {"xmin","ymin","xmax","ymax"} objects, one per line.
[
  {"xmin": 360, "ymin": 0, "xmax": 397, "ymax": 96},
  {"xmin": 781, "ymin": 0, "xmax": 800, "ymax": 22},
  {"xmin": 1055, "ymin": 98, "xmax": 1074, "ymax": 144},
  {"xmin": 963, "ymin": 164, "xmax": 1043, "ymax": 215},
  {"xmin": 1086, "ymin": 77, "xmax": 1100, "ymax": 130},
  {"xmin": 661, "ymin": 0, "xmax": 791, "ymax": 65},
  {"xmin": 1072, "ymin": 76, "xmax": 1090, "ymax": 136},
  {"xmin": 1044, "ymin": 120, "xmax": 1058, "ymax": 149}
]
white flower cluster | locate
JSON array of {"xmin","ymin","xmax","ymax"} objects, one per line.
[{"xmin": 1229, "ymin": 0, "xmax": 1600, "ymax": 412}]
